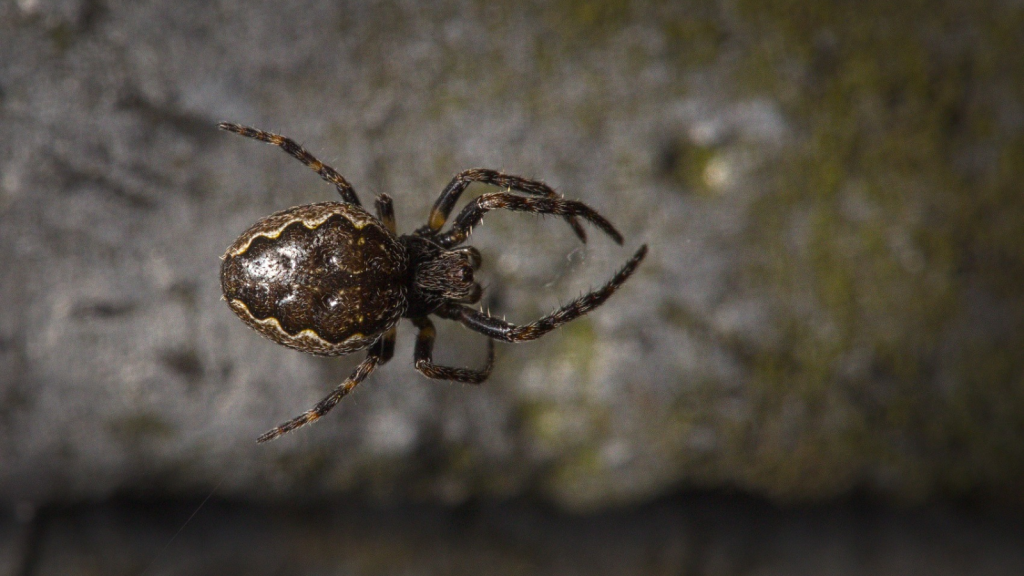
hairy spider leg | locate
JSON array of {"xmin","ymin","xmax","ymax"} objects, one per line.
[
  {"xmin": 450, "ymin": 246, "xmax": 484, "ymax": 303},
  {"xmin": 375, "ymin": 193, "xmax": 396, "ymax": 234},
  {"xmin": 420, "ymin": 168, "xmax": 587, "ymax": 242},
  {"xmin": 451, "ymin": 246, "xmax": 482, "ymax": 270},
  {"xmin": 439, "ymin": 244, "xmax": 647, "ymax": 343},
  {"xmin": 219, "ymin": 122, "xmax": 362, "ymax": 207},
  {"xmin": 457, "ymin": 283, "xmax": 483, "ymax": 305},
  {"xmin": 436, "ymin": 192, "xmax": 625, "ymax": 249},
  {"xmin": 411, "ymin": 316, "xmax": 494, "ymax": 383},
  {"xmin": 256, "ymin": 328, "xmax": 397, "ymax": 443}
]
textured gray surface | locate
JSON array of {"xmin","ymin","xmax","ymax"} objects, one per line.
[{"xmin": 2, "ymin": 0, "xmax": 1023, "ymax": 512}]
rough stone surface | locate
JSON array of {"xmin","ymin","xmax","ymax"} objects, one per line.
[{"xmin": 1, "ymin": 0, "xmax": 1023, "ymax": 511}]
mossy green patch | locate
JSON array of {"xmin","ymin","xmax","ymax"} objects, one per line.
[
  {"xmin": 47, "ymin": 22, "xmax": 75, "ymax": 53},
  {"xmin": 106, "ymin": 413, "xmax": 175, "ymax": 441},
  {"xmin": 725, "ymin": 0, "xmax": 1024, "ymax": 499},
  {"xmin": 660, "ymin": 140, "xmax": 720, "ymax": 195},
  {"xmin": 557, "ymin": 316, "xmax": 597, "ymax": 382}
]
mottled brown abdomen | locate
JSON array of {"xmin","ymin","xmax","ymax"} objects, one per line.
[{"xmin": 221, "ymin": 202, "xmax": 408, "ymax": 356}]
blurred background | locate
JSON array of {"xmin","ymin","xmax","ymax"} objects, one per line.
[{"xmin": 2, "ymin": 0, "xmax": 1024, "ymax": 574}]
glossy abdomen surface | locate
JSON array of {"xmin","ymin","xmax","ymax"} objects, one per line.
[{"xmin": 221, "ymin": 202, "xmax": 407, "ymax": 356}]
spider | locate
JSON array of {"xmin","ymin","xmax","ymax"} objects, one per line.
[{"xmin": 218, "ymin": 122, "xmax": 648, "ymax": 443}]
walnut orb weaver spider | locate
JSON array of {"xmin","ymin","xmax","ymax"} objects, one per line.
[{"xmin": 218, "ymin": 123, "xmax": 647, "ymax": 443}]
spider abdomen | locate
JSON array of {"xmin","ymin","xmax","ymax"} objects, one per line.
[{"xmin": 221, "ymin": 202, "xmax": 408, "ymax": 356}]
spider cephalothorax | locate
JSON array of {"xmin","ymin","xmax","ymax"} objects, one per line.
[{"xmin": 218, "ymin": 122, "xmax": 647, "ymax": 443}]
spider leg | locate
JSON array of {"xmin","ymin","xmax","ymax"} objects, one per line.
[
  {"xmin": 451, "ymin": 246, "xmax": 483, "ymax": 303},
  {"xmin": 458, "ymin": 283, "xmax": 483, "ymax": 304},
  {"xmin": 411, "ymin": 316, "xmax": 494, "ymax": 383},
  {"xmin": 219, "ymin": 122, "xmax": 362, "ymax": 206},
  {"xmin": 452, "ymin": 246, "xmax": 482, "ymax": 270},
  {"xmin": 256, "ymin": 328, "xmax": 396, "ymax": 443},
  {"xmin": 438, "ymin": 245, "xmax": 647, "ymax": 342},
  {"xmin": 418, "ymin": 168, "xmax": 586, "ymax": 242},
  {"xmin": 375, "ymin": 193, "xmax": 397, "ymax": 234},
  {"xmin": 435, "ymin": 192, "xmax": 624, "ymax": 249}
]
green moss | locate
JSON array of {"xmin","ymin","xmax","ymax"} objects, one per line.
[
  {"xmin": 557, "ymin": 317, "xmax": 597, "ymax": 381},
  {"xmin": 541, "ymin": 0, "xmax": 635, "ymax": 45},
  {"xmin": 518, "ymin": 400, "xmax": 609, "ymax": 454},
  {"xmin": 519, "ymin": 400, "xmax": 564, "ymax": 447},
  {"xmin": 106, "ymin": 413, "xmax": 175, "ymax": 441},
  {"xmin": 661, "ymin": 7, "xmax": 726, "ymax": 66},
  {"xmin": 724, "ymin": 0, "xmax": 1024, "ymax": 499},
  {"xmin": 662, "ymin": 140, "xmax": 719, "ymax": 195},
  {"xmin": 548, "ymin": 445, "xmax": 604, "ymax": 485},
  {"xmin": 47, "ymin": 23, "xmax": 75, "ymax": 53}
]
